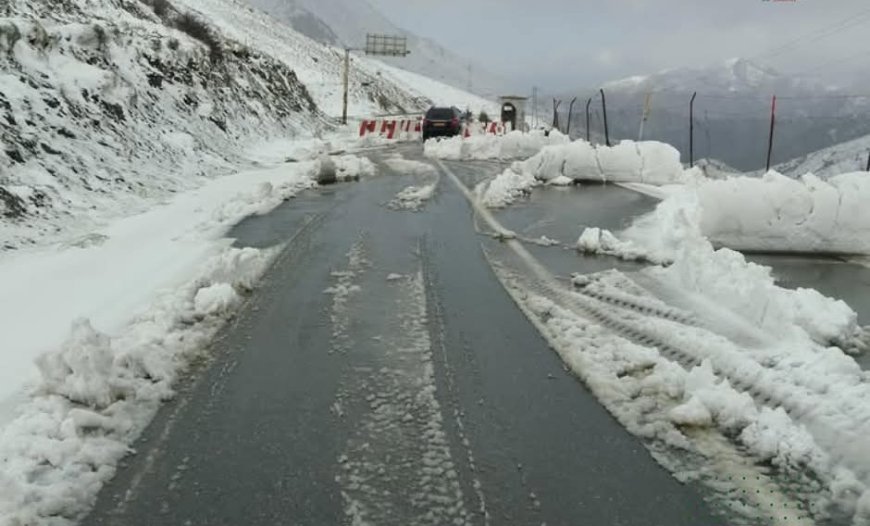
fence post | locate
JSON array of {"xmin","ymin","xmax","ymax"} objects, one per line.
[
  {"xmin": 866, "ymin": 151, "xmax": 870, "ymax": 172},
  {"xmin": 600, "ymin": 89, "xmax": 610, "ymax": 147},
  {"xmin": 638, "ymin": 92, "xmax": 652, "ymax": 141},
  {"xmin": 585, "ymin": 98, "xmax": 592, "ymax": 143},
  {"xmin": 552, "ymin": 99, "xmax": 561, "ymax": 131},
  {"xmin": 566, "ymin": 97, "xmax": 577, "ymax": 136},
  {"xmin": 689, "ymin": 92, "xmax": 697, "ymax": 167},
  {"xmin": 766, "ymin": 95, "xmax": 777, "ymax": 172}
]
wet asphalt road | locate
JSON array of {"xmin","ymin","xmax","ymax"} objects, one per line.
[
  {"xmin": 82, "ymin": 144, "xmax": 870, "ymax": 526},
  {"xmin": 82, "ymin": 146, "xmax": 728, "ymax": 526}
]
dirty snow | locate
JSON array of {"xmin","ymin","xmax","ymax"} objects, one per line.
[
  {"xmin": 389, "ymin": 184, "xmax": 437, "ymax": 211},
  {"xmin": 383, "ymin": 155, "xmax": 438, "ymax": 176}
]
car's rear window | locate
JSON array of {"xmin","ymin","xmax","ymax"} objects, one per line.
[{"xmin": 426, "ymin": 108, "xmax": 454, "ymax": 119}]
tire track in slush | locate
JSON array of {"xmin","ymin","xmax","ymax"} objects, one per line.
[
  {"xmin": 326, "ymin": 241, "xmax": 470, "ymax": 526},
  {"xmin": 436, "ymin": 159, "xmax": 821, "ymax": 526}
]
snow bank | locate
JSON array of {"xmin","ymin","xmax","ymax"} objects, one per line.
[
  {"xmin": 334, "ymin": 155, "xmax": 377, "ymax": 181},
  {"xmin": 522, "ymin": 139, "xmax": 687, "ymax": 184},
  {"xmin": 423, "ymin": 130, "xmax": 569, "ymax": 161},
  {"xmin": 479, "ymin": 139, "xmax": 690, "ymax": 207},
  {"xmin": 0, "ymin": 161, "xmax": 315, "ymax": 425},
  {"xmin": 0, "ymin": 245, "xmax": 276, "ymax": 526},
  {"xmin": 696, "ymin": 171, "xmax": 870, "ymax": 255},
  {"xmin": 507, "ymin": 270, "xmax": 870, "ymax": 525},
  {"xmin": 619, "ymin": 190, "xmax": 861, "ymax": 346}
]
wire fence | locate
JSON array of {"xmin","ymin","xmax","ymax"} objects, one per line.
[{"xmin": 551, "ymin": 89, "xmax": 870, "ymax": 174}]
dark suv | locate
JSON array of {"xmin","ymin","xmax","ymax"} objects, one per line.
[{"xmin": 422, "ymin": 106, "xmax": 465, "ymax": 141}]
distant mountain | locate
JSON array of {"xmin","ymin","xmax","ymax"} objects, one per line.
[
  {"xmin": 567, "ymin": 58, "xmax": 870, "ymax": 171},
  {"xmin": 245, "ymin": 0, "xmax": 506, "ymax": 99},
  {"xmin": 602, "ymin": 58, "xmax": 832, "ymax": 95}
]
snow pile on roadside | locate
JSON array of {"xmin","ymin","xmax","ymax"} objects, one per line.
[
  {"xmin": 524, "ymin": 139, "xmax": 687, "ymax": 184},
  {"xmin": 0, "ymin": 162, "xmax": 317, "ymax": 420},
  {"xmin": 0, "ymin": 245, "xmax": 276, "ymax": 526},
  {"xmin": 503, "ymin": 264, "xmax": 870, "ymax": 525},
  {"xmin": 506, "ymin": 274, "xmax": 869, "ymax": 525},
  {"xmin": 334, "ymin": 155, "xmax": 377, "ymax": 181},
  {"xmin": 616, "ymin": 190, "xmax": 862, "ymax": 347},
  {"xmin": 479, "ymin": 139, "xmax": 691, "ymax": 207},
  {"xmin": 423, "ymin": 130, "xmax": 569, "ymax": 161},
  {"xmin": 477, "ymin": 163, "xmax": 540, "ymax": 208},
  {"xmin": 696, "ymin": 171, "xmax": 870, "ymax": 255}
]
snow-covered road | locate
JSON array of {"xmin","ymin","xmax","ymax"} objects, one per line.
[
  {"xmin": 80, "ymin": 147, "xmax": 726, "ymax": 526},
  {"xmin": 4, "ymin": 142, "xmax": 870, "ymax": 526}
]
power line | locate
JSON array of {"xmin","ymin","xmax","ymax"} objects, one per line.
[
  {"xmin": 791, "ymin": 49, "xmax": 870, "ymax": 76},
  {"xmin": 751, "ymin": 7, "xmax": 870, "ymax": 62}
]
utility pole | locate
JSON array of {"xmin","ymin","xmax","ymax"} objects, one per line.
[{"xmin": 341, "ymin": 48, "xmax": 350, "ymax": 125}]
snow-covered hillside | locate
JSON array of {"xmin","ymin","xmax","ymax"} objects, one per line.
[
  {"xmin": 244, "ymin": 0, "xmax": 506, "ymax": 98},
  {"xmin": 0, "ymin": 0, "xmax": 489, "ymax": 251},
  {"xmin": 770, "ymin": 133, "xmax": 870, "ymax": 178}
]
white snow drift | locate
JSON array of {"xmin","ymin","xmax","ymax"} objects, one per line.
[
  {"xmin": 587, "ymin": 188, "xmax": 863, "ymax": 347},
  {"xmin": 0, "ymin": 245, "xmax": 277, "ymax": 526},
  {"xmin": 694, "ymin": 171, "xmax": 870, "ymax": 255},
  {"xmin": 0, "ymin": 154, "xmax": 321, "ymax": 524},
  {"xmin": 480, "ymin": 139, "xmax": 689, "ymax": 207},
  {"xmin": 424, "ymin": 130, "xmax": 569, "ymax": 161}
]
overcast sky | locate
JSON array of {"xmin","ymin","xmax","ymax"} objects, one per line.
[{"xmin": 366, "ymin": 0, "xmax": 870, "ymax": 91}]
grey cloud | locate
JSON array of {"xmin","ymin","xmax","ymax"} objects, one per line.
[{"xmin": 367, "ymin": 0, "xmax": 870, "ymax": 90}]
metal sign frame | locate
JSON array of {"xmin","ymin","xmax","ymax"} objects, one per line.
[
  {"xmin": 364, "ymin": 34, "xmax": 410, "ymax": 57},
  {"xmin": 341, "ymin": 33, "xmax": 410, "ymax": 124}
]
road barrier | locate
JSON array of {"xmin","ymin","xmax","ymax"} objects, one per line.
[{"xmin": 359, "ymin": 118, "xmax": 507, "ymax": 140}]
